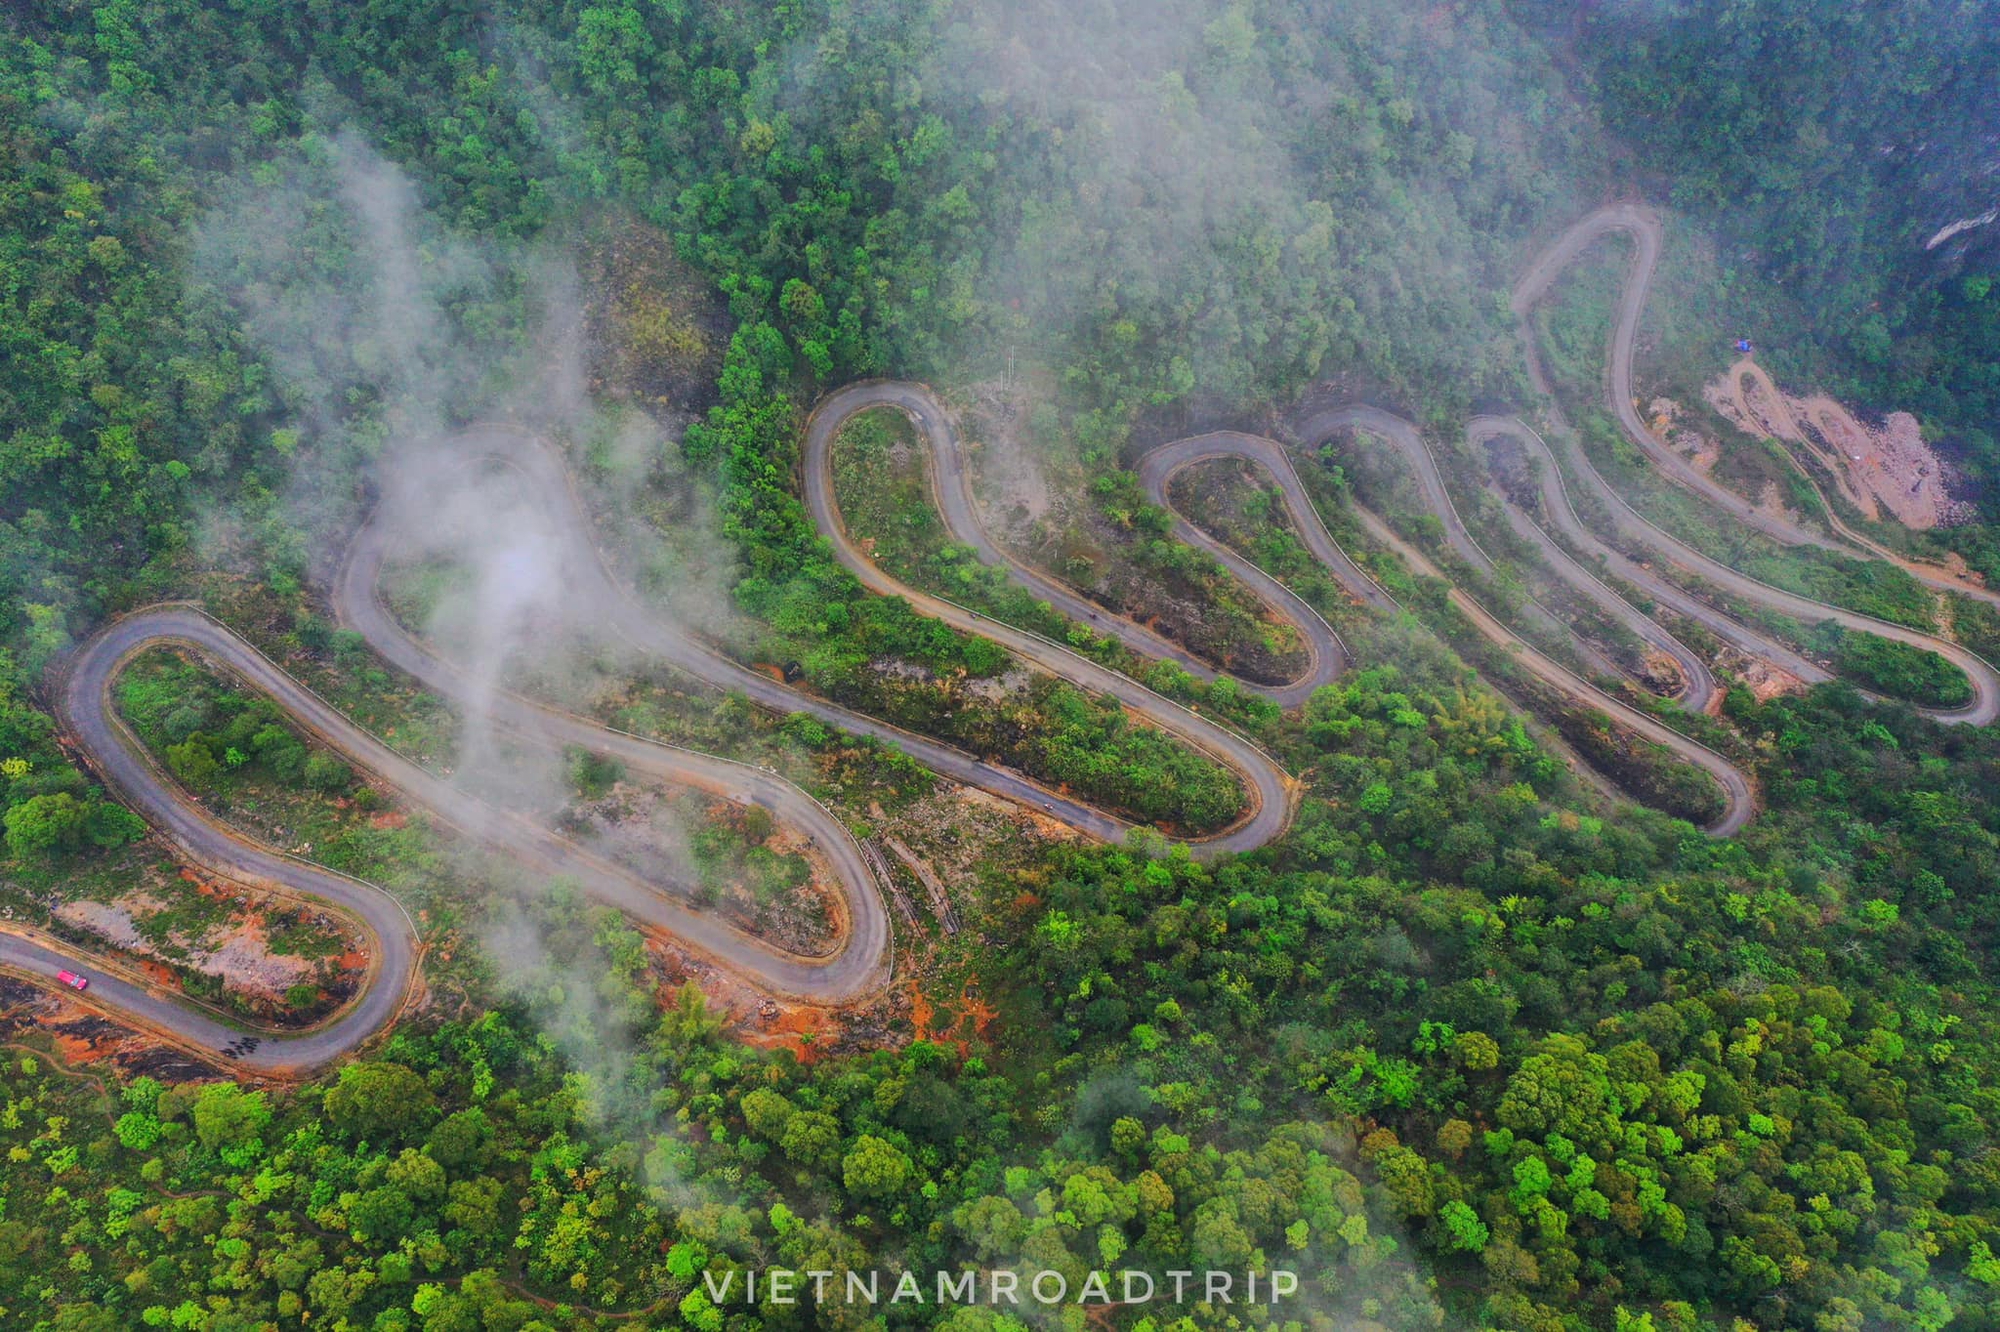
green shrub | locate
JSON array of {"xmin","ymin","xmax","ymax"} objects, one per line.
[{"xmin": 304, "ymin": 752, "xmax": 355, "ymax": 793}]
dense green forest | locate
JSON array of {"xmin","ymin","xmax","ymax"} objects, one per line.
[
  {"xmin": 5, "ymin": 1, "xmax": 2000, "ymax": 1329},
  {"xmin": 1519, "ymin": 0, "xmax": 2000, "ymax": 485}
]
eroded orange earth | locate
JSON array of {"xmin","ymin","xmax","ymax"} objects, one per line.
[
  {"xmin": 740, "ymin": 1004, "xmax": 839, "ymax": 1064},
  {"xmin": 634, "ymin": 927, "xmax": 988, "ymax": 1063},
  {"xmin": 0, "ymin": 978, "xmax": 222, "ymax": 1080},
  {"xmin": 1705, "ymin": 358, "xmax": 1967, "ymax": 529},
  {"xmin": 640, "ymin": 927, "xmax": 846, "ymax": 1062},
  {"xmin": 910, "ymin": 977, "xmax": 996, "ymax": 1056}
]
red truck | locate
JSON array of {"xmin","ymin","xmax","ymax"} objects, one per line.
[{"xmin": 55, "ymin": 969, "xmax": 88, "ymax": 992}]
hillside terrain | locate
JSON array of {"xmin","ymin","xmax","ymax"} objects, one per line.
[{"xmin": 2, "ymin": 2, "xmax": 1999, "ymax": 1330}]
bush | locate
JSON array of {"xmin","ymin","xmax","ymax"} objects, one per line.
[
  {"xmin": 565, "ymin": 748, "xmax": 624, "ymax": 799},
  {"xmin": 4, "ymin": 792, "xmax": 87, "ymax": 858},
  {"xmin": 253, "ymin": 724, "xmax": 309, "ymax": 782},
  {"xmin": 165, "ymin": 739, "xmax": 220, "ymax": 787},
  {"xmin": 1824, "ymin": 627, "xmax": 1973, "ymax": 709},
  {"xmin": 304, "ymin": 752, "xmax": 355, "ymax": 793},
  {"xmin": 83, "ymin": 801, "xmax": 146, "ymax": 848},
  {"xmin": 161, "ymin": 705, "xmax": 208, "ymax": 743}
]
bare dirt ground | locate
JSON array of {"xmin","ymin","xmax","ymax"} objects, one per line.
[
  {"xmin": 55, "ymin": 873, "xmax": 364, "ymax": 1021},
  {"xmin": 619, "ymin": 777, "xmax": 1061, "ymax": 1063},
  {"xmin": 56, "ymin": 897, "xmax": 149, "ymax": 951},
  {"xmin": 964, "ymin": 664, "xmax": 1034, "ymax": 703},
  {"xmin": 1647, "ymin": 397, "xmax": 1721, "ymax": 475},
  {"xmin": 0, "ymin": 975, "xmax": 221, "ymax": 1080},
  {"xmin": 1719, "ymin": 648, "xmax": 1809, "ymax": 703},
  {"xmin": 883, "ymin": 781, "xmax": 1078, "ymax": 889},
  {"xmin": 908, "ymin": 976, "xmax": 997, "ymax": 1056},
  {"xmin": 1704, "ymin": 357, "xmax": 1969, "ymax": 529},
  {"xmin": 562, "ymin": 782, "xmax": 839, "ymax": 958}
]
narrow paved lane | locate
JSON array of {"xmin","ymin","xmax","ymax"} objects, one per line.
[
  {"xmin": 807, "ymin": 382, "xmax": 1346, "ymax": 707},
  {"xmin": 1514, "ymin": 206, "xmax": 2000, "ymax": 727},
  {"xmin": 1300, "ymin": 405, "xmax": 1629, "ymax": 685},
  {"xmin": 1471, "ymin": 414, "xmax": 1829, "ymax": 692},
  {"xmin": 1467, "ymin": 417, "xmax": 1718, "ymax": 712},
  {"xmin": 1124, "ymin": 420, "xmax": 1754, "ymax": 835},
  {"xmin": 799, "ymin": 393, "xmax": 1299, "ymax": 853},
  {"xmin": 39, "ymin": 204, "xmax": 1995, "ymax": 1069},
  {"xmin": 29, "ymin": 418, "xmax": 1313, "ymax": 1069},
  {"xmin": 36, "ymin": 603, "xmax": 893, "ymax": 1074},
  {"xmin": 1341, "ymin": 489, "xmax": 1756, "ymax": 836}
]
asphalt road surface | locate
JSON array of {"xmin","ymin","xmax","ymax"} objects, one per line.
[
  {"xmin": 799, "ymin": 388, "xmax": 1299, "ymax": 853},
  {"xmin": 31, "ymin": 602, "xmax": 893, "ymax": 1073},
  {"xmin": 28, "ymin": 205, "xmax": 1996, "ymax": 1068},
  {"xmin": 1513, "ymin": 205, "xmax": 2000, "ymax": 728},
  {"xmin": 1124, "ymin": 417, "xmax": 1755, "ymax": 836}
]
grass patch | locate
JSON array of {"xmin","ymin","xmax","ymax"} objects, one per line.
[{"xmin": 1817, "ymin": 626, "xmax": 1973, "ymax": 710}]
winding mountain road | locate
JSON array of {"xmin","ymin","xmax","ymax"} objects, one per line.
[
  {"xmin": 1467, "ymin": 417, "xmax": 1718, "ymax": 711},
  {"xmin": 27, "ymin": 202, "xmax": 1997, "ymax": 1071},
  {"xmin": 1513, "ymin": 205, "xmax": 2000, "ymax": 728},
  {"xmin": 359, "ymin": 429, "xmax": 1290, "ymax": 857},
  {"xmin": 1522, "ymin": 205, "xmax": 2000, "ymax": 622},
  {"xmin": 1129, "ymin": 419, "xmax": 1752, "ymax": 831},
  {"xmin": 800, "ymin": 387, "xmax": 1298, "ymax": 850},
  {"xmin": 1471, "ymin": 414, "xmax": 1819, "ymax": 696},
  {"xmin": 20, "ymin": 421, "xmax": 1302, "ymax": 1070},
  {"xmin": 1335, "ymin": 474, "xmax": 1755, "ymax": 835},
  {"xmin": 1300, "ymin": 405, "xmax": 1629, "ymax": 686},
  {"xmin": 806, "ymin": 383, "xmax": 1346, "ymax": 708},
  {"xmin": 799, "ymin": 385, "xmax": 1743, "ymax": 837},
  {"xmin": 799, "ymin": 376, "xmax": 1751, "ymax": 829},
  {"xmin": 28, "ymin": 600, "xmax": 893, "ymax": 1075},
  {"xmin": 1719, "ymin": 357, "xmax": 2000, "ymax": 613},
  {"xmin": 1515, "ymin": 205, "xmax": 1842, "ymax": 560}
]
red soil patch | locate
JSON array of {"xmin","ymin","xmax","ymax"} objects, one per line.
[
  {"xmin": 49, "ymin": 1025, "xmax": 118, "ymax": 1067},
  {"xmin": 638, "ymin": 927, "xmax": 838, "ymax": 1060},
  {"xmin": 740, "ymin": 1004, "xmax": 836, "ymax": 1063},
  {"xmin": 909, "ymin": 979, "xmax": 995, "ymax": 1056}
]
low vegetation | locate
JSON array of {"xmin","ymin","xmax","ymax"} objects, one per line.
[{"xmin": 1819, "ymin": 625, "xmax": 1976, "ymax": 711}]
